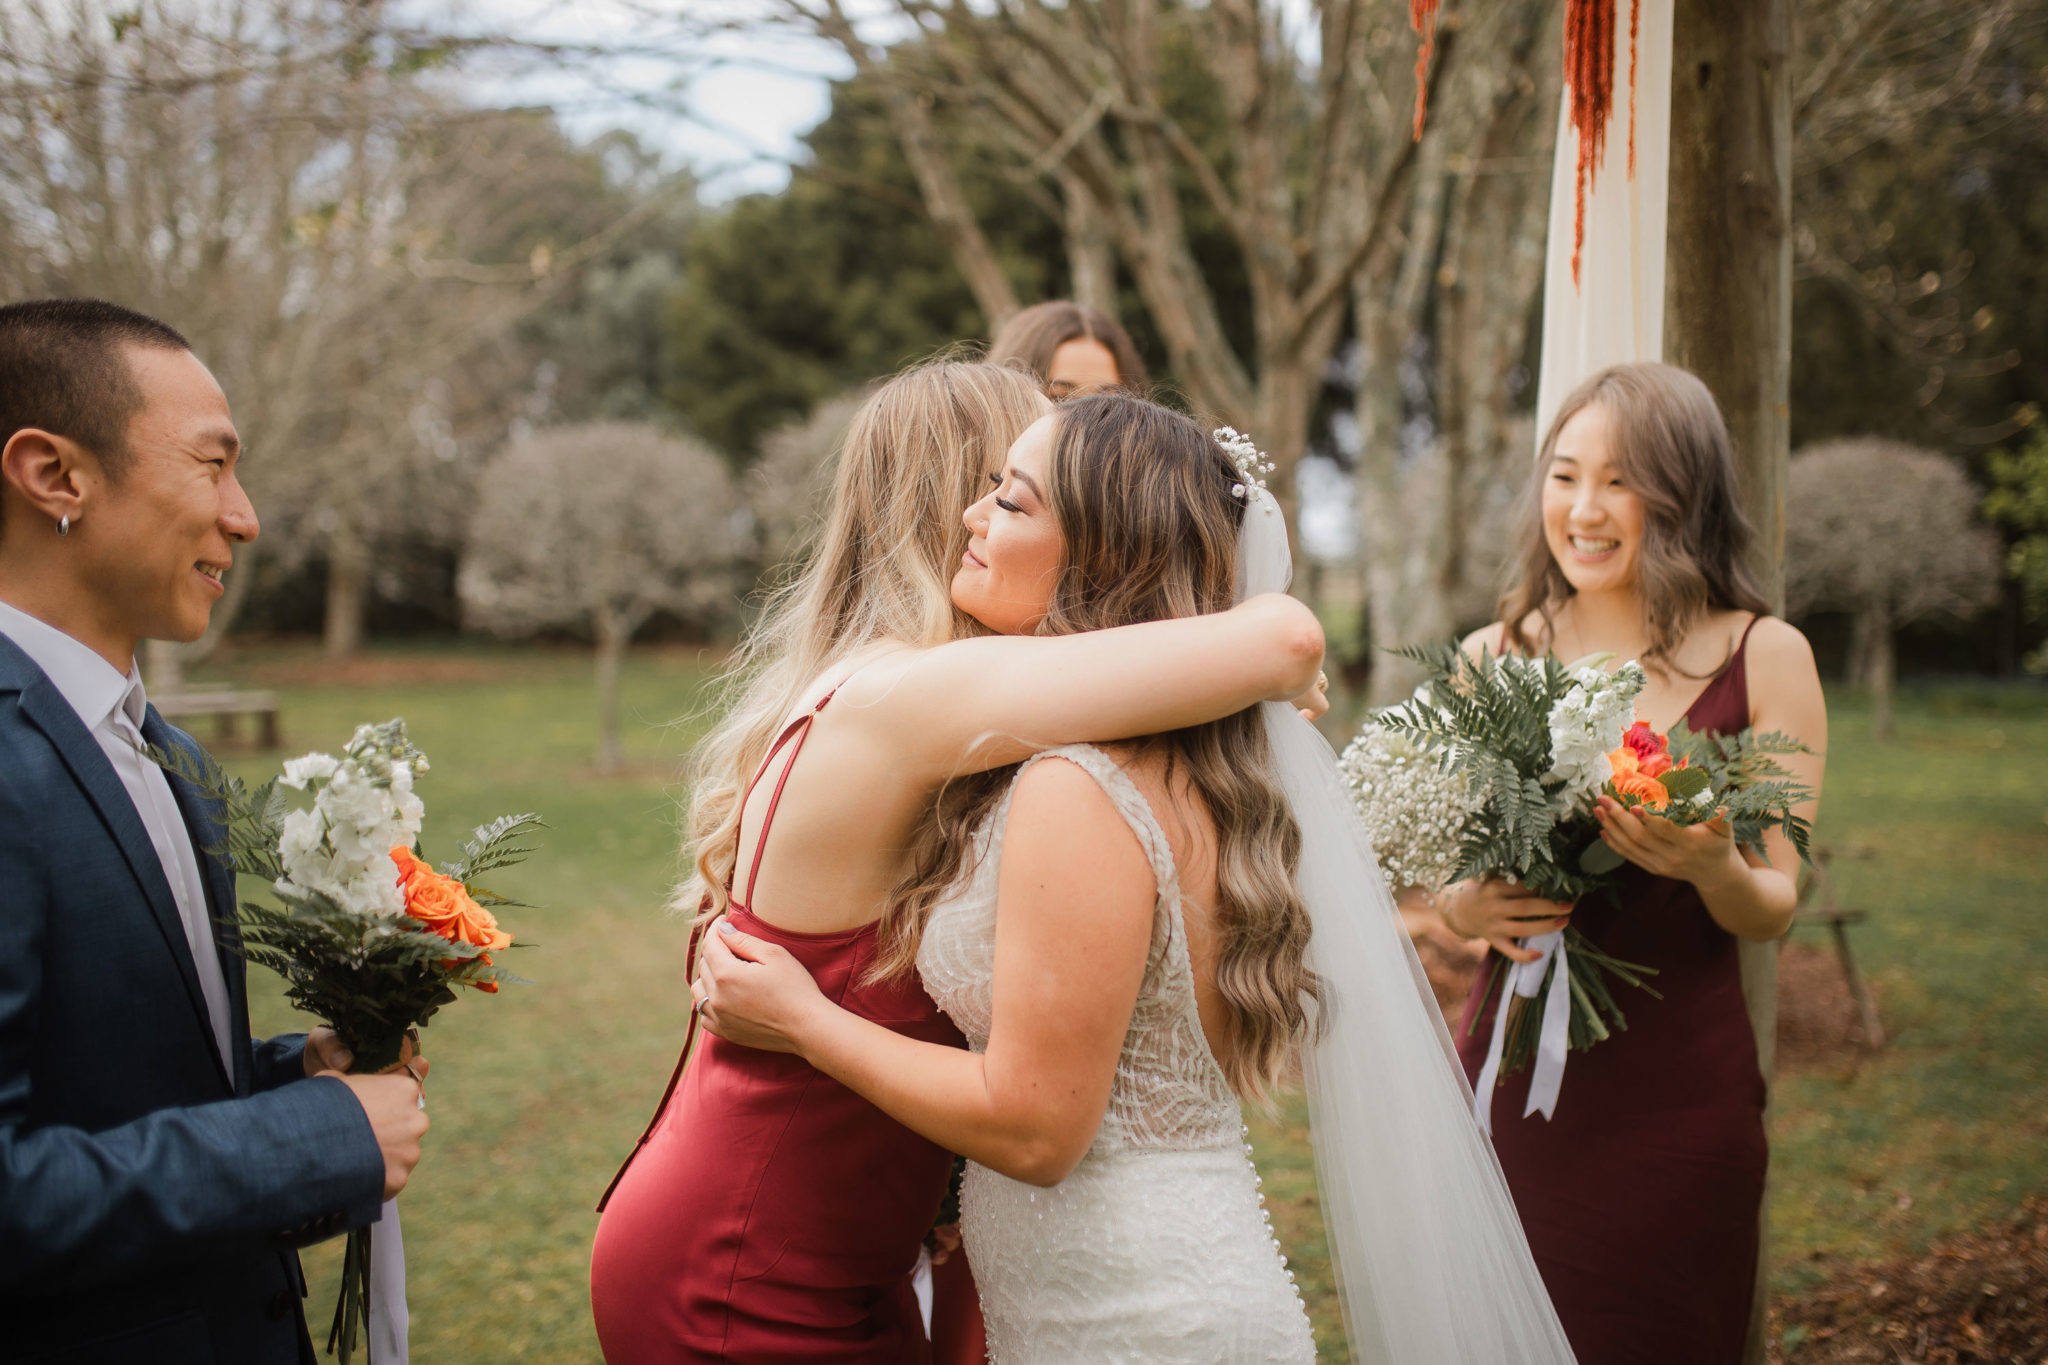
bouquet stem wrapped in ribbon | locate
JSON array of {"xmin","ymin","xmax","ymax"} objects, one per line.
[
  {"xmin": 1342, "ymin": 645, "xmax": 1811, "ymax": 1128},
  {"xmin": 153, "ymin": 721, "xmax": 542, "ymax": 1364}
]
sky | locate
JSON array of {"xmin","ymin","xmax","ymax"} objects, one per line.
[{"xmin": 447, "ymin": 0, "xmax": 847, "ymax": 200}]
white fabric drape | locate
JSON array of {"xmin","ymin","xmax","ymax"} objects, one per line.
[
  {"xmin": 1234, "ymin": 492, "xmax": 1578, "ymax": 1364},
  {"xmin": 1531, "ymin": 0, "xmax": 1676, "ymax": 452}
]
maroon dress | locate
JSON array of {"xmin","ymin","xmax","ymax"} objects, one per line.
[
  {"xmin": 590, "ymin": 688, "xmax": 969, "ymax": 1363},
  {"xmin": 1457, "ymin": 619, "xmax": 1770, "ymax": 1365}
]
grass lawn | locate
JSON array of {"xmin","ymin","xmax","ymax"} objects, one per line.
[{"xmin": 190, "ymin": 643, "xmax": 2046, "ymax": 1362}]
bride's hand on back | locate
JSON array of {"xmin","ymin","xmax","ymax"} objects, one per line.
[
  {"xmin": 1436, "ymin": 877, "xmax": 1573, "ymax": 964},
  {"xmin": 694, "ymin": 921, "xmax": 828, "ymax": 1055}
]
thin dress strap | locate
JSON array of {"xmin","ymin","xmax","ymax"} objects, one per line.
[{"xmin": 731, "ymin": 681, "xmax": 846, "ymax": 912}]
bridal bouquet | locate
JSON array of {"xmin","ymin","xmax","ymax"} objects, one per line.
[
  {"xmin": 1342, "ymin": 644, "xmax": 1811, "ymax": 1114},
  {"xmin": 154, "ymin": 720, "xmax": 542, "ymax": 1364}
]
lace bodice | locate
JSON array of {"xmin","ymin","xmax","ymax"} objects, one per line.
[
  {"xmin": 917, "ymin": 745, "xmax": 1313, "ymax": 1363},
  {"xmin": 916, "ymin": 745, "xmax": 1244, "ymax": 1156}
]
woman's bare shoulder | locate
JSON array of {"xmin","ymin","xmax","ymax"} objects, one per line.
[
  {"xmin": 1459, "ymin": 621, "xmax": 1509, "ymax": 659},
  {"xmin": 1744, "ymin": 615, "xmax": 1820, "ymax": 684},
  {"xmin": 1005, "ymin": 754, "xmax": 1152, "ymax": 884},
  {"xmin": 1461, "ymin": 614, "xmax": 1543, "ymax": 660},
  {"xmin": 814, "ymin": 641, "xmax": 933, "ymax": 712}
]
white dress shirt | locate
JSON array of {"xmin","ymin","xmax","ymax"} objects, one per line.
[{"xmin": 0, "ymin": 599, "xmax": 235, "ymax": 1067}]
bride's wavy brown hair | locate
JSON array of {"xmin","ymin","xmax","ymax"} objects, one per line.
[
  {"xmin": 885, "ymin": 392, "xmax": 1319, "ymax": 1103},
  {"xmin": 680, "ymin": 361, "xmax": 1046, "ymax": 920},
  {"xmin": 1500, "ymin": 362, "xmax": 1771, "ymax": 674}
]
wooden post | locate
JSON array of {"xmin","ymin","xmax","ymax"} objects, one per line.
[{"xmin": 1663, "ymin": 1, "xmax": 1792, "ymax": 1361}]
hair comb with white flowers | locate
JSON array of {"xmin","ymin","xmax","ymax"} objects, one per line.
[{"xmin": 1214, "ymin": 426, "xmax": 1277, "ymax": 514}]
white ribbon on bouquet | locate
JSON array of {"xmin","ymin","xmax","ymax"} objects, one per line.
[
  {"xmin": 369, "ymin": 1199, "xmax": 409, "ymax": 1365},
  {"xmin": 1471, "ymin": 930, "xmax": 1574, "ymax": 1136}
]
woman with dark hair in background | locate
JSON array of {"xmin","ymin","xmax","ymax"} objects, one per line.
[
  {"xmin": 1436, "ymin": 362, "xmax": 1828, "ymax": 1365},
  {"xmin": 987, "ymin": 300, "xmax": 1149, "ymax": 400}
]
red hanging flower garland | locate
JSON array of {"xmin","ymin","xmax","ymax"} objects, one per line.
[
  {"xmin": 1410, "ymin": 0, "xmax": 1440, "ymax": 141},
  {"xmin": 1563, "ymin": 0, "xmax": 1641, "ymax": 286}
]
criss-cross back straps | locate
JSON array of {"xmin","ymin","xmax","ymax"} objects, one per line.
[{"xmin": 730, "ymin": 681, "xmax": 845, "ymax": 912}]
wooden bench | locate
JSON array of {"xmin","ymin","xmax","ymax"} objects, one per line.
[
  {"xmin": 153, "ymin": 687, "xmax": 281, "ymax": 750},
  {"xmin": 1788, "ymin": 847, "xmax": 1884, "ymax": 1049}
]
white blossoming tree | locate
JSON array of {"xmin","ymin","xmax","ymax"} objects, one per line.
[
  {"xmin": 1785, "ymin": 439, "xmax": 2002, "ymax": 739},
  {"xmin": 460, "ymin": 422, "xmax": 746, "ymax": 772}
]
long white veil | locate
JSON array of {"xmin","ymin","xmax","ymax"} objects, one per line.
[{"xmin": 1236, "ymin": 490, "xmax": 1577, "ymax": 1364}]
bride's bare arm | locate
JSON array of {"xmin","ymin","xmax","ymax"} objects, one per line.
[
  {"xmin": 694, "ymin": 758, "xmax": 1153, "ymax": 1186},
  {"xmin": 840, "ymin": 592, "xmax": 1322, "ymax": 783}
]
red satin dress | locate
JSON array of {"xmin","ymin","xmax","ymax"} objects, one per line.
[
  {"xmin": 590, "ymin": 686, "xmax": 973, "ymax": 1363},
  {"xmin": 1457, "ymin": 617, "xmax": 1771, "ymax": 1365}
]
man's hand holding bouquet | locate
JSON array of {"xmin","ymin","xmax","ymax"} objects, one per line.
[{"xmin": 154, "ymin": 720, "xmax": 542, "ymax": 1364}]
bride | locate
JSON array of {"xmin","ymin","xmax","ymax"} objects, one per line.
[{"xmin": 696, "ymin": 392, "xmax": 1579, "ymax": 1364}]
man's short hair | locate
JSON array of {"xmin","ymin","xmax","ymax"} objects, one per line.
[{"xmin": 0, "ymin": 299, "xmax": 191, "ymax": 480}]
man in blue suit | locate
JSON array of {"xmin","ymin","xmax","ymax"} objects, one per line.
[{"xmin": 0, "ymin": 299, "xmax": 431, "ymax": 1363}]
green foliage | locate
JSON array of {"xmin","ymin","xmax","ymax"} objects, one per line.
[
  {"xmin": 1376, "ymin": 643, "xmax": 1609, "ymax": 902},
  {"xmin": 664, "ymin": 75, "xmax": 1064, "ymax": 458},
  {"xmin": 1985, "ymin": 422, "xmax": 2048, "ymax": 637},
  {"xmin": 242, "ymin": 888, "xmax": 502, "ymax": 1074},
  {"xmin": 1789, "ymin": 11, "xmax": 2048, "ymax": 456},
  {"xmin": 442, "ymin": 812, "xmax": 548, "ymax": 909},
  {"xmin": 146, "ymin": 741, "xmax": 288, "ymax": 883},
  {"xmin": 1663, "ymin": 720, "xmax": 1818, "ymax": 864}
]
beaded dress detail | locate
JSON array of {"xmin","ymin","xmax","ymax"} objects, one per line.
[{"xmin": 917, "ymin": 745, "xmax": 1315, "ymax": 1364}]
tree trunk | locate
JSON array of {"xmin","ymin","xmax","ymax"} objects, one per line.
[
  {"xmin": 323, "ymin": 523, "xmax": 369, "ymax": 659},
  {"xmin": 593, "ymin": 604, "xmax": 628, "ymax": 775},
  {"xmin": 1663, "ymin": 3, "xmax": 1793, "ymax": 1360},
  {"xmin": 1059, "ymin": 168, "xmax": 1118, "ymax": 318},
  {"xmin": 1665, "ymin": 0, "xmax": 1794, "ymax": 610},
  {"xmin": 891, "ymin": 89, "xmax": 1019, "ymax": 331},
  {"xmin": 1866, "ymin": 601, "xmax": 1896, "ymax": 740},
  {"xmin": 1845, "ymin": 607, "xmax": 1875, "ymax": 693}
]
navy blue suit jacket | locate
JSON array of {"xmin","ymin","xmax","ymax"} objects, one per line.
[{"xmin": 0, "ymin": 634, "xmax": 386, "ymax": 1364}]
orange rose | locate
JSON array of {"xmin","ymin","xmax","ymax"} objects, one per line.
[
  {"xmin": 390, "ymin": 846, "xmax": 513, "ymax": 989},
  {"xmin": 1608, "ymin": 746, "xmax": 1642, "ymax": 777},
  {"xmin": 1609, "ymin": 771, "xmax": 1670, "ymax": 809}
]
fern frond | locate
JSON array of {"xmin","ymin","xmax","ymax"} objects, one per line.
[{"xmin": 444, "ymin": 813, "xmax": 547, "ymax": 884}]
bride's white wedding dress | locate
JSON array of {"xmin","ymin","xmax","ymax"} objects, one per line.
[{"xmin": 918, "ymin": 743, "xmax": 1317, "ymax": 1365}]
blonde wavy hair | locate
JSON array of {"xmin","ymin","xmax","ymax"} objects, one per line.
[
  {"xmin": 887, "ymin": 393, "xmax": 1319, "ymax": 1102},
  {"xmin": 680, "ymin": 361, "xmax": 1047, "ymax": 919}
]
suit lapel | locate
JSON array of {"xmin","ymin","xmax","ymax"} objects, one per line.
[
  {"xmin": 15, "ymin": 673, "xmax": 229, "ymax": 1089},
  {"xmin": 145, "ymin": 712, "xmax": 252, "ymax": 1097}
]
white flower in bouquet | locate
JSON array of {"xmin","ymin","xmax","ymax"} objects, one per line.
[
  {"xmin": 279, "ymin": 752, "xmax": 339, "ymax": 789},
  {"xmin": 1542, "ymin": 659, "xmax": 1646, "ymax": 815},
  {"xmin": 1337, "ymin": 723, "xmax": 1474, "ymax": 892},
  {"xmin": 271, "ymin": 724, "xmax": 427, "ymax": 924}
]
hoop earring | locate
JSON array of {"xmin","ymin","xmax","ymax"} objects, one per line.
[{"xmin": 57, "ymin": 514, "xmax": 69, "ymax": 537}]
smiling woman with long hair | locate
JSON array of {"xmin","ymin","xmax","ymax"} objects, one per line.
[{"xmin": 1436, "ymin": 362, "xmax": 1828, "ymax": 1365}]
